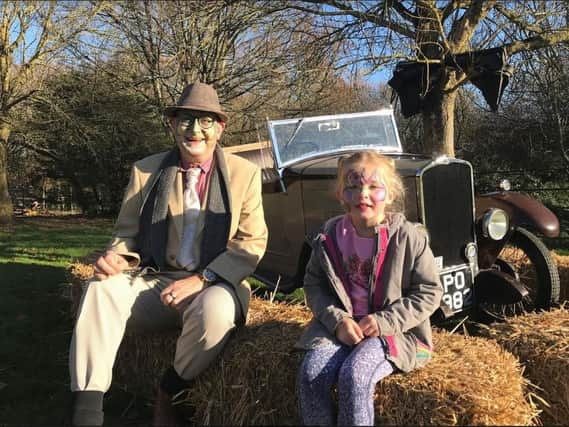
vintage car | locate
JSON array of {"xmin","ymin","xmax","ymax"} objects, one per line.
[{"xmin": 229, "ymin": 109, "xmax": 561, "ymax": 320}]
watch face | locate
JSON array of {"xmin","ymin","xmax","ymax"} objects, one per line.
[{"xmin": 203, "ymin": 269, "xmax": 217, "ymax": 282}]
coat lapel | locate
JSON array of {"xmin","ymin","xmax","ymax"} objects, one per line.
[
  {"xmin": 199, "ymin": 146, "xmax": 232, "ymax": 269},
  {"xmin": 169, "ymin": 171, "xmax": 184, "ymax": 239}
]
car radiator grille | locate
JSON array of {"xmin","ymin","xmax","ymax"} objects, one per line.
[{"xmin": 420, "ymin": 162, "xmax": 475, "ymax": 268}]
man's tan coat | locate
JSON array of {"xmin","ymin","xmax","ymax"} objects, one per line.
[{"xmin": 107, "ymin": 148, "xmax": 268, "ymax": 317}]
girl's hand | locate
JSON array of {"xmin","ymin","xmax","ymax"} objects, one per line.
[
  {"xmin": 335, "ymin": 318, "xmax": 365, "ymax": 346},
  {"xmin": 358, "ymin": 315, "xmax": 380, "ymax": 337}
]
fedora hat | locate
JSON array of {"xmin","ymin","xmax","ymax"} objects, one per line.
[{"xmin": 163, "ymin": 82, "xmax": 229, "ymax": 122}]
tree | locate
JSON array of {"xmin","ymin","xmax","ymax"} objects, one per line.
[
  {"xmin": 283, "ymin": 0, "xmax": 569, "ymax": 156},
  {"xmin": 456, "ymin": 44, "xmax": 569, "ymax": 209},
  {"xmin": 13, "ymin": 64, "xmax": 169, "ymax": 215},
  {"xmin": 89, "ymin": 0, "xmax": 350, "ymax": 145},
  {"xmin": 0, "ymin": 1, "xmax": 105, "ymax": 223},
  {"xmin": 518, "ymin": 45, "xmax": 569, "ymax": 168}
]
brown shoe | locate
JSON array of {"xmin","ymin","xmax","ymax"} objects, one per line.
[{"xmin": 152, "ymin": 388, "xmax": 184, "ymax": 427}]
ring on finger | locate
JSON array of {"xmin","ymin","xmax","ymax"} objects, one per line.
[{"xmin": 169, "ymin": 291, "xmax": 177, "ymax": 300}]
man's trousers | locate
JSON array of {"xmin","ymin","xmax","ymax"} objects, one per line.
[{"xmin": 69, "ymin": 270, "xmax": 241, "ymax": 392}]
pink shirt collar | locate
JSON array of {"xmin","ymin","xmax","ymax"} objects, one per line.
[{"xmin": 180, "ymin": 156, "xmax": 214, "ymax": 173}]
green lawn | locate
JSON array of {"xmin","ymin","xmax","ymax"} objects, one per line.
[{"xmin": 0, "ymin": 217, "xmax": 118, "ymax": 425}]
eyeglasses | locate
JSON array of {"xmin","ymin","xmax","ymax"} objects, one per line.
[{"xmin": 177, "ymin": 115, "xmax": 216, "ymax": 130}]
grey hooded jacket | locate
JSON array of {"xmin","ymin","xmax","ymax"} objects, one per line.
[{"xmin": 295, "ymin": 213, "xmax": 443, "ymax": 373}]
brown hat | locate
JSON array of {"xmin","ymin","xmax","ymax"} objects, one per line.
[{"xmin": 163, "ymin": 82, "xmax": 228, "ymax": 122}]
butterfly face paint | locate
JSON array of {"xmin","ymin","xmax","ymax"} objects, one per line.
[
  {"xmin": 341, "ymin": 164, "xmax": 389, "ymax": 229},
  {"xmin": 342, "ymin": 168, "xmax": 387, "ymax": 205}
]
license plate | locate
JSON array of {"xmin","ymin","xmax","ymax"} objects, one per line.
[{"xmin": 440, "ymin": 265, "xmax": 474, "ymax": 313}]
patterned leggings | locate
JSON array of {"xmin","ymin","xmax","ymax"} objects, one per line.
[{"xmin": 297, "ymin": 338, "xmax": 394, "ymax": 426}]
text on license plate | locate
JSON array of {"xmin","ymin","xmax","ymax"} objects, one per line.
[{"xmin": 440, "ymin": 266, "xmax": 474, "ymax": 312}]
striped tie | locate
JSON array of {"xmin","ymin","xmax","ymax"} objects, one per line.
[{"xmin": 177, "ymin": 168, "xmax": 201, "ymax": 269}]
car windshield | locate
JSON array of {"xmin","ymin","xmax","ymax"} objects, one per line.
[{"xmin": 267, "ymin": 110, "xmax": 402, "ymax": 169}]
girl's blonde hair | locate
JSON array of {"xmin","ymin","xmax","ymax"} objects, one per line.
[{"xmin": 336, "ymin": 151, "xmax": 405, "ymax": 211}]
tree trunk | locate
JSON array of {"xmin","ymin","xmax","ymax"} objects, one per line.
[
  {"xmin": 65, "ymin": 172, "xmax": 89, "ymax": 215},
  {"xmin": 422, "ymin": 87, "xmax": 458, "ymax": 157},
  {"xmin": 413, "ymin": 2, "xmax": 459, "ymax": 158},
  {"xmin": 0, "ymin": 119, "xmax": 13, "ymax": 224}
]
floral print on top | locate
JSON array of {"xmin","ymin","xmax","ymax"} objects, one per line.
[{"xmin": 335, "ymin": 215, "xmax": 387, "ymax": 317}]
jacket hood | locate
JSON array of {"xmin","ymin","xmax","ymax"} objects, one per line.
[{"xmin": 319, "ymin": 212, "xmax": 407, "ymax": 238}]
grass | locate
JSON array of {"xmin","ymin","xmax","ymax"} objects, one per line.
[
  {"xmin": 0, "ymin": 216, "xmax": 117, "ymax": 425},
  {"xmin": 249, "ymin": 277, "xmax": 306, "ymax": 305}
]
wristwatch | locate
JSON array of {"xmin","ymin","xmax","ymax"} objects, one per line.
[{"xmin": 201, "ymin": 268, "xmax": 218, "ymax": 285}]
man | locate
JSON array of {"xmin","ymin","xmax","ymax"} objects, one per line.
[{"xmin": 68, "ymin": 82, "xmax": 268, "ymax": 426}]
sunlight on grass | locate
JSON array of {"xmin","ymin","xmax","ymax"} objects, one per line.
[
  {"xmin": 0, "ymin": 218, "xmax": 113, "ymax": 267},
  {"xmin": 0, "ymin": 216, "xmax": 114, "ymax": 424}
]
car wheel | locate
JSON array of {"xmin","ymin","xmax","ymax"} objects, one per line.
[{"xmin": 479, "ymin": 227, "xmax": 560, "ymax": 320}]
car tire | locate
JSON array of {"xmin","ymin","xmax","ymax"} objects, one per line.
[{"xmin": 479, "ymin": 227, "xmax": 560, "ymax": 320}]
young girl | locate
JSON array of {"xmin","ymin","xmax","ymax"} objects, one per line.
[{"xmin": 296, "ymin": 151, "xmax": 442, "ymax": 426}]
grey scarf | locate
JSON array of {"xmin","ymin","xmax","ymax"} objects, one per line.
[{"xmin": 137, "ymin": 146, "xmax": 232, "ymax": 270}]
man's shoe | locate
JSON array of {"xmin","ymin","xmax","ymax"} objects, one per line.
[
  {"xmin": 69, "ymin": 391, "xmax": 104, "ymax": 426},
  {"xmin": 152, "ymin": 387, "xmax": 185, "ymax": 427}
]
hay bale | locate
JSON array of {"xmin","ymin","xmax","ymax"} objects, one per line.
[
  {"xmin": 65, "ymin": 262, "xmax": 95, "ymax": 315},
  {"xmin": 114, "ymin": 331, "xmax": 178, "ymax": 397},
  {"xmin": 376, "ymin": 331, "xmax": 538, "ymax": 426},
  {"xmin": 479, "ymin": 305, "xmax": 569, "ymax": 425},
  {"xmin": 182, "ymin": 298, "xmax": 538, "ymax": 426},
  {"xmin": 184, "ymin": 298, "xmax": 310, "ymax": 426}
]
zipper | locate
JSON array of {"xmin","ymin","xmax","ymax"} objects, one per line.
[{"xmin": 367, "ymin": 225, "xmax": 381, "ymax": 313}]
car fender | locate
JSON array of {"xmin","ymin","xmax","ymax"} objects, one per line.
[
  {"xmin": 475, "ymin": 192, "xmax": 559, "ymax": 269},
  {"xmin": 475, "ymin": 192, "xmax": 559, "ymax": 237}
]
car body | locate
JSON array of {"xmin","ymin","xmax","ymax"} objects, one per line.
[{"xmin": 229, "ymin": 109, "xmax": 561, "ymax": 320}]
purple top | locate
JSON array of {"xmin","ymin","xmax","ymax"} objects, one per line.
[{"xmin": 335, "ymin": 215, "xmax": 389, "ymax": 317}]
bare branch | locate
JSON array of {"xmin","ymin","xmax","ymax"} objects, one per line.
[
  {"xmin": 287, "ymin": 0, "xmax": 416, "ymax": 38},
  {"xmin": 504, "ymin": 30, "xmax": 569, "ymax": 56},
  {"xmin": 448, "ymin": 0, "xmax": 496, "ymax": 51},
  {"xmin": 389, "ymin": 0, "xmax": 418, "ymax": 26},
  {"xmin": 494, "ymin": 3, "xmax": 546, "ymax": 34},
  {"xmin": 15, "ymin": 133, "xmax": 58, "ymax": 161},
  {"xmin": 4, "ymin": 90, "xmax": 36, "ymax": 111},
  {"xmin": 420, "ymin": 1, "xmax": 452, "ymax": 55}
]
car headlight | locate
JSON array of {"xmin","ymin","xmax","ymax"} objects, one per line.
[
  {"xmin": 499, "ymin": 179, "xmax": 511, "ymax": 191},
  {"xmin": 482, "ymin": 208, "xmax": 509, "ymax": 240}
]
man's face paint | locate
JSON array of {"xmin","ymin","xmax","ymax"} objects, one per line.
[
  {"xmin": 171, "ymin": 110, "xmax": 223, "ymax": 164},
  {"xmin": 342, "ymin": 168, "xmax": 387, "ymax": 206}
]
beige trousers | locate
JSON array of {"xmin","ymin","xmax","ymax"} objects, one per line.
[{"xmin": 69, "ymin": 270, "xmax": 241, "ymax": 392}]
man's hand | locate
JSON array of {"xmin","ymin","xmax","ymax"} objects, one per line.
[
  {"xmin": 335, "ymin": 317, "xmax": 364, "ymax": 346},
  {"xmin": 160, "ymin": 275, "xmax": 205, "ymax": 312},
  {"xmin": 93, "ymin": 250, "xmax": 129, "ymax": 281},
  {"xmin": 358, "ymin": 314, "xmax": 380, "ymax": 337}
]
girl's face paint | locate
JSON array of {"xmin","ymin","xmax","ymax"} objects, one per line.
[{"xmin": 341, "ymin": 164, "xmax": 388, "ymax": 227}]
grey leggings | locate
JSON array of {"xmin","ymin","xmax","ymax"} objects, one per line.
[{"xmin": 297, "ymin": 337, "xmax": 394, "ymax": 426}]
